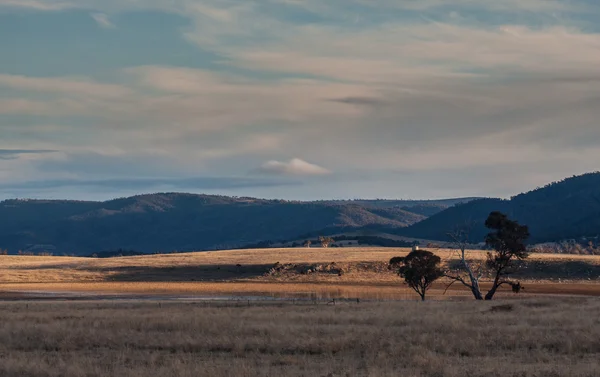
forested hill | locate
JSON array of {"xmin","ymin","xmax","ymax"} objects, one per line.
[
  {"xmin": 399, "ymin": 172, "xmax": 600, "ymax": 243},
  {"xmin": 5, "ymin": 172, "xmax": 598, "ymax": 254},
  {"xmin": 0, "ymin": 194, "xmax": 469, "ymax": 255}
]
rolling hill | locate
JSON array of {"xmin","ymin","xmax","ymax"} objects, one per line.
[
  {"xmin": 0, "ymin": 194, "xmax": 468, "ymax": 255},
  {"xmin": 399, "ymin": 172, "xmax": 600, "ymax": 244},
  {"xmin": 4, "ymin": 172, "xmax": 599, "ymax": 255}
]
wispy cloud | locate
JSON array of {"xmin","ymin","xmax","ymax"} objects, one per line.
[
  {"xmin": 218, "ymin": 24, "xmax": 600, "ymax": 84},
  {"xmin": 0, "ymin": 176, "xmax": 299, "ymax": 191},
  {"xmin": 257, "ymin": 158, "xmax": 331, "ymax": 176},
  {"xmin": 1, "ymin": 0, "xmax": 600, "ymax": 199},
  {"xmin": 0, "ymin": 0, "xmax": 73, "ymax": 11},
  {"xmin": 373, "ymin": 0, "xmax": 577, "ymax": 12},
  {"xmin": 0, "ymin": 0, "xmax": 585, "ymax": 12},
  {"xmin": 0, "ymin": 149, "xmax": 57, "ymax": 160},
  {"xmin": 329, "ymin": 96, "xmax": 388, "ymax": 106},
  {"xmin": 0, "ymin": 74, "xmax": 131, "ymax": 98},
  {"xmin": 0, "ymin": 99, "xmax": 54, "ymax": 115},
  {"xmin": 90, "ymin": 12, "xmax": 116, "ymax": 29}
]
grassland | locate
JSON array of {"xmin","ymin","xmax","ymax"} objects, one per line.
[
  {"xmin": 1, "ymin": 248, "xmax": 599, "ymax": 376},
  {"xmin": 1, "ymin": 248, "xmax": 600, "ymax": 299},
  {"xmin": 0, "ymin": 298, "xmax": 599, "ymax": 377}
]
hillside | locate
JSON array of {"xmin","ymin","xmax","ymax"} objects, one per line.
[
  {"xmin": 396, "ymin": 198, "xmax": 510, "ymax": 242},
  {"xmin": 0, "ymin": 193, "xmax": 464, "ymax": 255},
  {"xmin": 325, "ymin": 198, "xmax": 477, "ymax": 210},
  {"xmin": 6, "ymin": 172, "xmax": 600, "ymax": 254},
  {"xmin": 399, "ymin": 172, "xmax": 600, "ymax": 244}
]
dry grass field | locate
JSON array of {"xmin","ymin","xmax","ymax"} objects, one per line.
[
  {"xmin": 1, "ymin": 248, "xmax": 600, "ymax": 299},
  {"xmin": 1, "ymin": 248, "xmax": 600, "ymax": 377},
  {"xmin": 0, "ymin": 298, "xmax": 599, "ymax": 377}
]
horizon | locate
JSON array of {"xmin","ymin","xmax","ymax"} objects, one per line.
[
  {"xmin": 0, "ymin": 191, "xmax": 486, "ymax": 203},
  {"xmin": 2, "ymin": 1, "xmax": 600, "ymax": 200},
  {"xmin": 3, "ymin": 169, "xmax": 596, "ymax": 203}
]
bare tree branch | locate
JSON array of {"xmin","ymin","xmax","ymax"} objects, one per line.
[{"xmin": 446, "ymin": 221, "xmax": 484, "ymax": 300}]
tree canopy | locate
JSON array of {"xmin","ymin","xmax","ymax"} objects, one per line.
[
  {"xmin": 444, "ymin": 212, "xmax": 530, "ymax": 300},
  {"xmin": 396, "ymin": 250, "xmax": 444, "ymax": 301},
  {"xmin": 483, "ymin": 211, "xmax": 530, "ymax": 300}
]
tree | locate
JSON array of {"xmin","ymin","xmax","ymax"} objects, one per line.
[
  {"xmin": 445, "ymin": 221, "xmax": 485, "ymax": 300},
  {"xmin": 319, "ymin": 236, "xmax": 334, "ymax": 248},
  {"xmin": 303, "ymin": 240, "xmax": 312, "ymax": 248},
  {"xmin": 483, "ymin": 211, "xmax": 530, "ymax": 300},
  {"xmin": 395, "ymin": 250, "xmax": 444, "ymax": 301},
  {"xmin": 388, "ymin": 256, "xmax": 404, "ymax": 270},
  {"xmin": 445, "ymin": 213, "xmax": 529, "ymax": 300}
]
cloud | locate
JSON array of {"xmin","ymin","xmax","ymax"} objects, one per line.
[
  {"xmin": 329, "ymin": 96, "xmax": 388, "ymax": 106},
  {"xmin": 90, "ymin": 12, "xmax": 116, "ymax": 29},
  {"xmin": 257, "ymin": 158, "xmax": 331, "ymax": 176},
  {"xmin": 0, "ymin": 149, "xmax": 57, "ymax": 160},
  {"xmin": 2, "ymin": 1, "xmax": 600, "ymax": 199},
  {"xmin": 0, "ymin": 0, "xmax": 73, "ymax": 10},
  {"xmin": 220, "ymin": 24, "xmax": 600, "ymax": 84},
  {"xmin": 0, "ymin": 99, "xmax": 53, "ymax": 115},
  {"xmin": 0, "ymin": 0, "xmax": 582, "ymax": 11},
  {"xmin": 0, "ymin": 74, "xmax": 131, "ymax": 98},
  {"xmin": 0, "ymin": 176, "xmax": 298, "ymax": 191},
  {"xmin": 374, "ymin": 0, "xmax": 577, "ymax": 12}
]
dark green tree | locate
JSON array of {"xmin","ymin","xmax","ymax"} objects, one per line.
[
  {"xmin": 396, "ymin": 250, "xmax": 444, "ymax": 301},
  {"xmin": 483, "ymin": 211, "xmax": 530, "ymax": 300},
  {"xmin": 445, "ymin": 212, "xmax": 530, "ymax": 300},
  {"xmin": 388, "ymin": 256, "xmax": 404, "ymax": 270}
]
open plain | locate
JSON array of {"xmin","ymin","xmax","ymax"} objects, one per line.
[
  {"xmin": 1, "ymin": 248, "xmax": 600, "ymax": 376},
  {"xmin": 1, "ymin": 298, "xmax": 599, "ymax": 377},
  {"xmin": 1, "ymin": 248, "xmax": 600, "ymax": 300}
]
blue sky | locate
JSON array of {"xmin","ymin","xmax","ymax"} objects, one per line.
[{"xmin": 1, "ymin": 0, "xmax": 600, "ymax": 201}]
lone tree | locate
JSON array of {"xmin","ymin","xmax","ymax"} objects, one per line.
[
  {"xmin": 445, "ymin": 212, "xmax": 529, "ymax": 300},
  {"xmin": 395, "ymin": 250, "xmax": 444, "ymax": 301},
  {"xmin": 483, "ymin": 211, "xmax": 530, "ymax": 300},
  {"xmin": 303, "ymin": 240, "xmax": 312, "ymax": 248},
  {"xmin": 319, "ymin": 236, "xmax": 334, "ymax": 248}
]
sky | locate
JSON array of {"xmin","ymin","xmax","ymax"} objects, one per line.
[{"xmin": 1, "ymin": 0, "xmax": 599, "ymax": 201}]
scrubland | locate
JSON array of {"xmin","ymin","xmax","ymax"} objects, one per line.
[{"xmin": 0, "ymin": 298, "xmax": 599, "ymax": 377}]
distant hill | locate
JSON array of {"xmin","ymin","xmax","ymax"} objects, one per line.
[
  {"xmin": 399, "ymin": 172, "xmax": 600, "ymax": 243},
  {"xmin": 5, "ymin": 173, "xmax": 600, "ymax": 254},
  {"xmin": 395, "ymin": 198, "xmax": 510, "ymax": 242},
  {"xmin": 0, "ymin": 193, "xmax": 470, "ymax": 255},
  {"xmin": 324, "ymin": 198, "xmax": 477, "ymax": 212},
  {"xmin": 12, "ymin": 172, "xmax": 600, "ymax": 254}
]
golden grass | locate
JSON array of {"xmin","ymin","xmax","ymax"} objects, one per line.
[
  {"xmin": 1, "ymin": 248, "xmax": 599, "ymax": 299},
  {"xmin": 4, "ymin": 247, "xmax": 598, "ymax": 269},
  {"xmin": 3, "ymin": 281, "xmax": 600, "ymax": 301},
  {"xmin": 5, "ymin": 247, "xmax": 411, "ymax": 284},
  {"xmin": 0, "ymin": 298, "xmax": 599, "ymax": 376}
]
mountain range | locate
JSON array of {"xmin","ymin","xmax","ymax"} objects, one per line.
[{"xmin": 1, "ymin": 172, "xmax": 599, "ymax": 255}]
